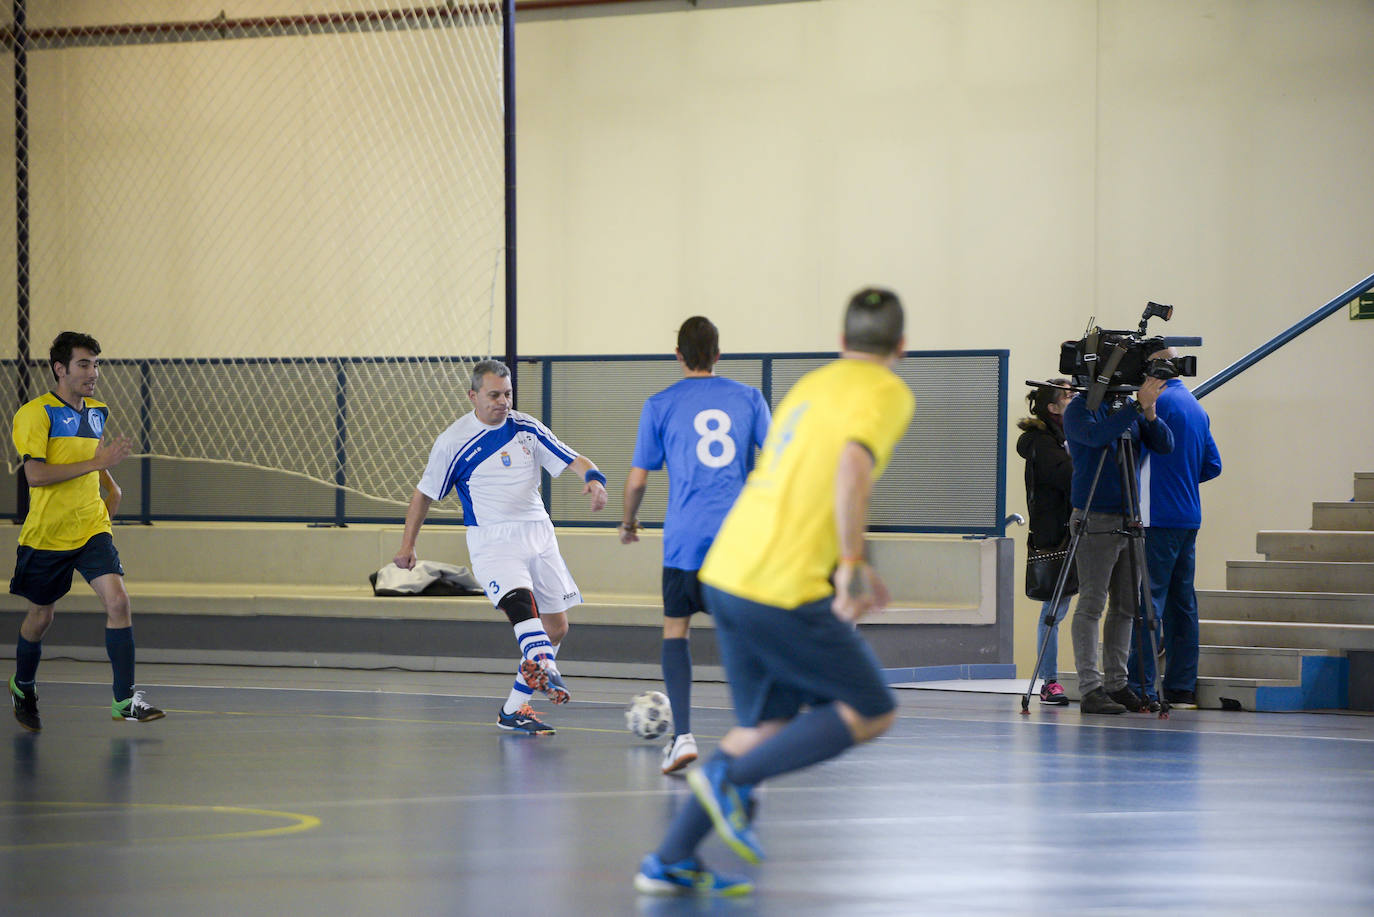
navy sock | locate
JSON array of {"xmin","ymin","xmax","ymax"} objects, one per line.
[
  {"xmin": 727, "ymin": 704, "xmax": 855, "ymax": 786},
  {"xmin": 105, "ymin": 627, "xmax": 135, "ymax": 703},
  {"xmin": 15, "ymin": 635, "xmax": 41, "ymax": 690},
  {"xmin": 661, "ymin": 637, "xmax": 691, "ymax": 735},
  {"xmin": 656, "ymin": 751, "xmax": 734, "ymax": 863}
]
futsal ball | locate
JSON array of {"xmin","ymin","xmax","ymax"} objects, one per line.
[{"xmin": 625, "ymin": 691, "xmax": 673, "ymax": 740}]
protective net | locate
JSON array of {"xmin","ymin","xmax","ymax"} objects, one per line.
[{"xmin": 12, "ymin": 1, "xmax": 506, "ymax": 509}]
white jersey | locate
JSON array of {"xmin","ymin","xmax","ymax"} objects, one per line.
[{"xmin": 416, "ymin": 410, "xmax": 577, "ymax": 526}]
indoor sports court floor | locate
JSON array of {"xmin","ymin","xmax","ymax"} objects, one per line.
[{"xmin": 3, "ymin": 661, "xmax": 1372, "ymax": 917}]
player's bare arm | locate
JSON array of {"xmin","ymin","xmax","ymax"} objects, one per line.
[
  {"xmin": 568, "ymin": 455, "xmax": 608, "ymax": 512},
  {"xmin": 393, "ymin": 488, "xmax": 434, "ymax": 570},
  {"xmin": 22, "ymin": 433, "xmax": 134, "ymax": 487},
  {"xmin": 832, "ymin": 440, "xmax": 889, "ymax": 622},
  {"xmin": 100, "ymin": 469, "xmax": 122, "ymax": 518},
  {"xmin": 619, "ymin": 466, "xmax": 649, "ymax": 543}
]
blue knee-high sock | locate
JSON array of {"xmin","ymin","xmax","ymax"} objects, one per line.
[
  {"xmin": 726, "ymin": 703, "xmax": 855, "ymax": 786},
  {"xmin": 105, "ymin": 627, "xmax": 135, "ymax": 703},
  {"xmin": 656, "ymin": 751, "xmax": 734, "ymax": 863},
  {"xmin": 661, "ymin": 637, "xmax": 691, "ymax": 736},
  {"xmin": 15, "ymin": 635, "xmax": 41, "ymax": 690}
]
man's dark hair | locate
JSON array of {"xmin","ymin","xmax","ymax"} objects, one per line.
[
  {"xmin": 469, "ymin": 358, "xmax": 511, "ymax": 393},
  {"xmin": 677, "ymin": 316, "xmax": 720, "ymax": 372},
  {"xmin": 49, "ymin": 331, "xmax": 101, "ymax": 380},
  {"xmin": 843, "ymin": 288, "xmax": 904, "ymax": 356}
]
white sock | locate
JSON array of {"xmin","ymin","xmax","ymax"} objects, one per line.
[
  {"xmin": 503, "ymin": 669, "xmax": 535, "ymax": 715},
  {"xmin": 513, "ymin": 618, "xmax": 554, "ymax": 664}
]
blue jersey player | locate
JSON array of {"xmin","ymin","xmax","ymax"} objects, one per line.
[{"xmin": 620, "ymin": 317, "xmax": 770, "ymax": 774}]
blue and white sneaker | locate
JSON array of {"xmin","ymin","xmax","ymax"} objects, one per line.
[
  {"xmin": 497, "ymin": 703, "xmax": 555, "ymax": 735},
  {"xmin": 633, "ymin": 853, "xmax": 753, "ymax": 897},
  {"xmin": 519, "ymin": 657, "xmax": 571, "ymax": 705},
  {"xmin": 686, "ymin": 757, "xmax": 764, "ymax": 864}
]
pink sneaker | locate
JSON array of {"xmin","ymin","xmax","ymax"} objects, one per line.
[{"xmin": 1039, "ymin": 680, "xmax": 1068, "ymax": 705}]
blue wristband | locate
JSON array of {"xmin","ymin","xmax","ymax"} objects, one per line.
[{"xmin": 584, "ymin": 469, "xmax": 607, "ymax": 487}]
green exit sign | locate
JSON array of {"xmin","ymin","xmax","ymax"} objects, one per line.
[{"xmin": 1354, "ymin": 292, "xmax": 1374, "ymax": 320}]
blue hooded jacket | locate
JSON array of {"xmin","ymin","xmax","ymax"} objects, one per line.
[
  {"xmin": 1063, "ymin": 392, "xmax": 1174, "ymax": 514},
  {"xmin": 1139, "ymin": 379, "xmax": 1222, "ymax": 528}
]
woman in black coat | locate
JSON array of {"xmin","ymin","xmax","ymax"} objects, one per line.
[{"xmin": 1016, "ymin": 379, "xmax": 1074, "ymax": 704}]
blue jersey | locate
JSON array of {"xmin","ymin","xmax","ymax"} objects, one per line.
[{"xmin": 631, "ymin": 376, "xmax": 771, "ymax": 570}]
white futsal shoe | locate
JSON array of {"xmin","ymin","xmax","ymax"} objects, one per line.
[{"xmin": 661, "ymin": 732, "xmax": 698, "ymax": 775}]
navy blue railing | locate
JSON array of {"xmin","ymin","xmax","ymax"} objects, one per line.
[{"xmin": 1195, "ymin": 271, "xmax": 1374, "ymax": 400}]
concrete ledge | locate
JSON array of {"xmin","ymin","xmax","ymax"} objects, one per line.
[{"xmin": 0, "ymin": 524, "xmax": 1013, "ymax": 675}]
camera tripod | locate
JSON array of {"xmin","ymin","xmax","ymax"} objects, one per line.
[{"xmin": 1020, "ymin": 390, "xmax": 1170, "ymax": 718}]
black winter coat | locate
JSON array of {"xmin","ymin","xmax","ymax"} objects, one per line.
[{"xmin": 1016, "ymin": 419, "xmax": 1072, "ymax": 550}]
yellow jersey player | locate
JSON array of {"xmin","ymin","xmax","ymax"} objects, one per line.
[
  {"xmin": 635, "ymin": 288, "xmax": 914, "ymax": 897},
  {"xmin": 9, "ymin": 332, "xmax": 164, "ymax": 732}
]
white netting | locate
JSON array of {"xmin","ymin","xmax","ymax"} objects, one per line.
[{"xmin": 18, "ymin": 1, "xmax": 506, "ymax": 506}]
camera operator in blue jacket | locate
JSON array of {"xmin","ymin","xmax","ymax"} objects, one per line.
[{"xmin": 1064, "ymin": 376, "xmax": 1174, "ymax": 714}]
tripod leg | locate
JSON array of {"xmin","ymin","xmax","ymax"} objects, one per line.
[{"xmin": 1118, "ymin": 439, "xmax": 1169, "ymax": 718}]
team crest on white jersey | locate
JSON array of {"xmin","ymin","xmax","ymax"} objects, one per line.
[{"xmin": 500, "ymin": 451, "xmax": 512, "ymax": 467}]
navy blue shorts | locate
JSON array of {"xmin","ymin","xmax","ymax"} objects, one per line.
[
  {"xmin": 9, "ymin": 532, "xmax": 124, "ymax": 606},
  {"xmin": 702, "ymin": 584, "xmax": 896, "ymax": 726},
  {"xmin": 662, "ymin": 567, "xmax": 708, "ymax": 619}
]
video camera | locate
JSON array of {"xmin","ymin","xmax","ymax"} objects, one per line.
[
  {"xmin": 1057, "ymin": 302, "xmax": 1200, "ymax": 410},
  {"xmin": 1060, "ymin": 302, "xmax": 1198, "ymax": 386}
]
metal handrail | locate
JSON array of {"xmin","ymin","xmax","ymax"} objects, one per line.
[{"xmin": 1194, "ymin": 271, "xmax": 1374, "ymax": 400}]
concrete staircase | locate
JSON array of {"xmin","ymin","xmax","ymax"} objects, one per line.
[{"xmin": 1195, "ymin": 471, "xmax": 1374, "ymax": 711}]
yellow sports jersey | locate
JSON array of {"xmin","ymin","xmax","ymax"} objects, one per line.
[
  {"xmin": 13, "ymin": 392, "xmax": 113, "ymax": 551},
  {"xmin": 700, "ymin": 358, "xmax": 915, "ymax": 608}
]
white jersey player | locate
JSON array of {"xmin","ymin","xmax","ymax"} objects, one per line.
[{"xmin": 394, "ymin": 359, "xmax": 608, "ymax": 735}]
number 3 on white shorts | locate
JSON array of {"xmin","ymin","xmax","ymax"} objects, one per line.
[{"xmin": 693, "ymin": 409, "xmax": 735, "ymax": 468}]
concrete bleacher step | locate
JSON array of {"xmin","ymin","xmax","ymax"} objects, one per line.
[
  {"xmin": 1312, "ymin": 502, "xmax": 1374, "ymax": 531},
  {"xmin": 1200, "ymin": 619, "xmax": 1374, "ymax": 652},
  {"xmin": 1198, "ymin": 645, "xmax": 1342, "ymax": 681},
  {"xmin": 0, "ymin": 522, "xmax": 1013, "ymax": 678},
  {"xmin": 1356, "ymin": 473, "xmax": 1374, "ymax": 502},
  {"xmin": 1198, "ymin": 588, "xmax": 1374, "ymax": 625},
  {"xmin": 1225, "ymin": 560, "xmax": 1374, "ymax": 594},
  {"xmin": 1256, "ymin": 530, "xmax": 1374, "ymax": 562}
]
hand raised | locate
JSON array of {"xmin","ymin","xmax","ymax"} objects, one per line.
[
  {"xmin": 1137, "ymin": 376, "xmax": 1166, "ymax": 410},
  {"xmin": 95, "ymin": 434, "xmax": 134, "ymax": 469}
]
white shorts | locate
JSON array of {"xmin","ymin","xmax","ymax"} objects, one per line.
[{"xmin": 467, "ymin": 518, "xmax": 582, "ymax": 615}]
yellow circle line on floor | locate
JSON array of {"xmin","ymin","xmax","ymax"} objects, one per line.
[{"xmin": 0, "ymin": 801, "xmax": 321, "ymax": 850}]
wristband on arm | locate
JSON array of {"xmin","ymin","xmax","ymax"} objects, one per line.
[{"xmin": 584, "ymin": 468, "xmax": 607, "ymax": 487}]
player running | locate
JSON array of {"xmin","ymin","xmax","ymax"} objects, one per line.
[{"xmin": 10, "ymin": 331, "xmax": 164, "ymax": 732}]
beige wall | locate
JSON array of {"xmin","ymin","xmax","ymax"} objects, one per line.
[
  {"xmin": 516, "ymin": 0, "xmax": 1374, "ymax": 676},
  {"xmin": 3, "ymin": 1, "xmax": 1371, "ymax": 675}
]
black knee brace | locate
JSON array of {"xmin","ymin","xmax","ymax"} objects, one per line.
[{"xmin": 497, "ymin": 588, "xmax": 538, "ymax": 626}]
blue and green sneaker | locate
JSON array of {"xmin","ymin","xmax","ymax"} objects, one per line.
[{"xmin": 633, "ymin": 853, "xmax": 753, "ymax": 897}]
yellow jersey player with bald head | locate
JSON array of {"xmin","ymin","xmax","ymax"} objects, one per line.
[{"xmin": 635, "ymin": 288, "xmax": 915, "ymax": 898}]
